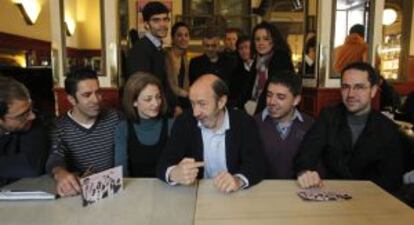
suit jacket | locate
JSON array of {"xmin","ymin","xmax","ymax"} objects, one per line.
[
  {"xmin": 189, "ymin": 53, "xmax": 231, "ymax": 85},
  {"xmin": 294, "ymin": 104, "xmax": 403, "ymax": 193},
  {"xmin": 156, "ymin": 108, "xmax": 266, "ymax": 187},
  {"xmin": 228, "ymin": 60, "xmax": 252, "ymax": 110},
  {"xmin": 126, "ymin": 36, "xmax": 176, "ymax": 113}
]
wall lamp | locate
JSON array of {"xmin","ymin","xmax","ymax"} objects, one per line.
[
  {"xmin": 13, "ymin": 0, "xmax": 41, "ymax": 25},
  {"xmin": 65, "ymin": 17, "xmax": 76, "ymax": 36},
  {"xmin": 383, "ymin": 8, "xmax": 398, "ymax": 26}
]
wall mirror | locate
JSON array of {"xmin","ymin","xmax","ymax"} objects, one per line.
[{"xmin": 62, "ymin": 0, "xmax": 104, "ymax": 76}]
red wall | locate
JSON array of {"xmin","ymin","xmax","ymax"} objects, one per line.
[{"xmin": 54, "ymin": 87, "xmax": 120, "ymax": 116}]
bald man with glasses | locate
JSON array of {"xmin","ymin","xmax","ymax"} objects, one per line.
[{"xmin": 0, "ymin": 76, "xmax": 49, "ymax": 186}]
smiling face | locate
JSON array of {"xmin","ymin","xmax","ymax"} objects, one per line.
[
  {"xmin": 203, "ymin": 37, "xmax": 220, "ymax": 60},
  {"xmin": 341, "ymin": 69, "xmax": 378, "ymax": 115},
  {"xmin": 145, "ymin": 13, "xmax": 170, "ymax": 39},
  {"xmin": 68, "ymin": 79, "xmax": 102, "ymax": 121},
  {"xmin": 134, "ymin": 84, "xmax": 162, "ymax": 119},
  {"xmin": 172, "ymin": 26, "xmax": 190, "ymax": 50},
  {"xmin": 254, "ymin": 28, "xmax": 273, "ymax": 55},
  {"xmin": 266, "ymin": 83, "xmax": 300, "ymax": 122}
]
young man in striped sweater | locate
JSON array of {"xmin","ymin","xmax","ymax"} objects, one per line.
[{"xmin": 46, "ymin": 69, "xmax": 120, "ymax": 197}]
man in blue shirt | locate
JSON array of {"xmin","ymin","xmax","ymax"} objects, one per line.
[{"xmin": 255, "ymin": 71, "xmax": 314, "ymax": 179}]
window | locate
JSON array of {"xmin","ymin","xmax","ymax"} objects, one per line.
[{"xmin": 179, "ymin": 0, "xmax": 251, "ymax": 39}]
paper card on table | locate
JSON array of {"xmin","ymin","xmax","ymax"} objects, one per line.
[
  {"xmin": 297, "ymin": 189, "xmax": 352, "ymax": 201},
  {"xmin": 79, "ymin": 166, "xmax": 123, "ymax": 206}
]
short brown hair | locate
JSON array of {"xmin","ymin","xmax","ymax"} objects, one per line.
[
  {"xmin": 0, "ymin": 76, "xmax": 30, "ymax": 118},
  {"xmin": 122, "ymin": 72, "xmax": 167, "ymax": 121}
]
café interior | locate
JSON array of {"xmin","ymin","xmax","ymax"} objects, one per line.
[
  {"xmin": 1, "ymin": 1, "xmax": 414, "ymax": 223},
  {"xmin": 0, "ymin": 0, "xmax": 413, "ymax": 119}
]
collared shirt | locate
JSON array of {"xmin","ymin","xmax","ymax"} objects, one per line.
[
  {"xmin": 198, "ymin": 110, "xmax": 230, "ymax": 178},
  {"xmin": 261, "ymin": 108, "xmax": 304, "ymax": 139},
  {"xmin": 244, "ymin": 60, "xmax": 253, "ymax": 72},
  {"xmin": 144, "ymin": 32, "xmax": 162, "ymax": 50}
]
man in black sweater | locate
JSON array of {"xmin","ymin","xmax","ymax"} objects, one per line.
[
  {"xmin": 0, "ymin": 76, "xmax": 49, "ymax": 186},
  {"xmin": 294, "ymin": 62, "xmax": 403, "ymax": 194},
  {"xmin": 189, "ymin": 31, "xmax": 231, "ymax": 85}
]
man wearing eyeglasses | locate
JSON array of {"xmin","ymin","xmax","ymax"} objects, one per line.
[
  {"xmin": 126, "ymin": 1, "xmax": 176, "ymax": 116},
  {"xmin": 294, "ymin": 62, "xmax": 403, "ymax": 194},
  {"xmin": 0, "ymin": 76, "xmax": 49, "ymax": 186}
]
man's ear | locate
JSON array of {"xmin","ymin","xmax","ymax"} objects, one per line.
[
  {"xmin": 218, "ymin": 95, "xmax": 228, "ymax": 110},
  {"xmin": 67, "ymin": 95, "xmax": 77, "ymax": 107},
  {"xmin": 293, "ymin": 95, "xmax": 302, "ymax": 107},
  {"xmin": 143, "ymin": 21, "xmax": 149, "ymax": 31}
]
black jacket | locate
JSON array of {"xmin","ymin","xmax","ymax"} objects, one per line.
[
  {"xmin": 189, "ymin": 53, "xmax": 232, "ymax": 85},
  {"xmin": 126, "ymin": 36, "xmax": 176, "ymax": 113},
  {"xmin": 294, "ymin": 104, "xmax": 404, "ymax": 193},
  {"xmin": 156, "ymin": 108, "xmax": 266, "ymax": 187},
  {"xmin": 0, "ymin": 117, "xmax": 49, "ymax": 186}
]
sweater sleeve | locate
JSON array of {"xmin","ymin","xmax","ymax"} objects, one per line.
[
  {"xmin": 114, "ymin": 121, "xmax": 128, "ymax": 175},
  {"xmin": 294, "ymin": 109, "xmax": 330, "ymax": 175},
  {"xmin": 45, "ymin": 122, "xmax": 67, "ymax": 174},
  {"xmin": 237, "ymin": 114, "xmax": 266, "ymax": 187},
  {"xmin": 156, "ymin": 114, "xmax": 190, "ymax": 182}
]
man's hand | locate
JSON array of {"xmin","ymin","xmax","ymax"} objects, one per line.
[
  {"xmin": 213, "ymin": 172, "xmax": 243, "ymax": 193},
  {"xmin": 52, "ymin": 167, "xmax": 81, "ymax": 197},
  {"xmin": 169, "ymin": 158, "xmax": 204, "ymax": 185},
  {"xmin": 297, "ymin": 170, "xmax": 323, "ymax": 188}
]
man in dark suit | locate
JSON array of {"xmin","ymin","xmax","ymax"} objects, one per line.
[
  {"xmin": 294, "ymin": 62, "xmax": 403, "ymax": 194},
  {"xmin": 157, "ymin": 74, "xmax": 265, "ymax": 193},
  {"xmin": 189, "ymin": 32, "xmax": 231, "ymax": 85},
  {"xmin": 126, "ymin": 1, "xmax": 175, "ymax": 114}
]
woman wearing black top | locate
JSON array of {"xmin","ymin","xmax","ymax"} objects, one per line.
[{"xmin": 115, "ymin": 72, "xmax": 173, "ymax": 177}]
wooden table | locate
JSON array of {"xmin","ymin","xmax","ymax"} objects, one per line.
[
  {"xmin": 194, "ymin": 180, "xmax": 414, "ymax": 225},
  {"xmin": 0, "ymin": 177, "xmax": 196, "ymax": 225}
]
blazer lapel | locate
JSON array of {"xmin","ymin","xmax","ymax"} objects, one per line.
[
  {"xmin": 191, "ymin": 118, "xmax": 204, "ymax": 178},
  {"xmin": 224, "ymin": 111, "xmax": 239, "ymax": 173}
]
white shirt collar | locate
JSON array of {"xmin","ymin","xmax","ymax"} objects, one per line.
[{"xmin": 145, "ymin": 32, "xmax": 162, "ymax": 49}]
